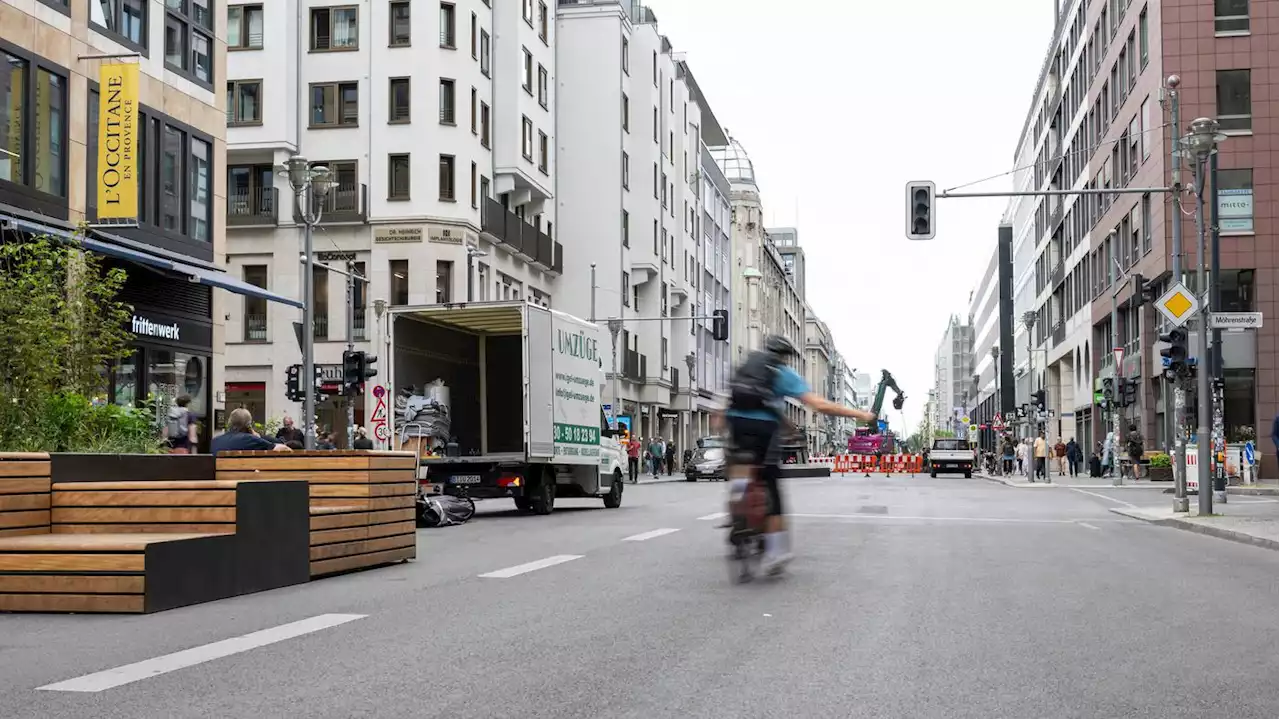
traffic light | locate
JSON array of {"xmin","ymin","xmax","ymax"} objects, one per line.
[
  {"xmin": 1119, "ymin": 377, "xmax": 1138, "ymax": 407},
  {"xmin": 1101, "ymin": 377, "xmax": 1114, "ymax": 404},
  {"xmin": 1159, "ymin": 327, "xmax": 1188, "ymax": 373},
  {"xmin": 342, "ymin": 350, "xmax": 362, "ymax": 396},
  {"xmin": 358, "ymin": 353, "xmax": 379, "ymax": 383},
  {"xmin": 285, "ymin": 364, "xmax": 302, "ymax": 402},
  {"xmin": 905, "ymin": 181, "xmax": 936, "ymax": 241},
  {"xmin": 1032, "ymin": 389, "xmax": 1046, "ymax": 412},
  {"xmin": 1131, "ymin": 274, "xmax": 1157, "ymax": 306},
  {"xmin": 711, "ymin": 309, "xmax": 729, "ymax": 341}
]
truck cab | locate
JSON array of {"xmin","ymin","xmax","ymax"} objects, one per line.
[{"xmin": 929, "ymin": 438, "xmax": 974, "ymax": 478}]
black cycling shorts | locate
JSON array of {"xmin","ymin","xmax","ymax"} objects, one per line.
[{"xmin": 727, "ymin": 416, "xmax": 784, "ymax": 517}]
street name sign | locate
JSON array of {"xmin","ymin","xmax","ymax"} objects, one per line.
[
  {"xmin": 1155, "ymin": 283, "xmax": 1198, "ymax": 327},
  {"xmin": 1208, "ymin": 312, "xmax": 1263, "ymax": 330}
]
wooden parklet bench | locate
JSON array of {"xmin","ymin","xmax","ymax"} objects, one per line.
[
  {"xmin": 0, "ymin": 454, "xmax": 310, "ymax": 613},
  {"xmin": 215, "ymin": 451, "xmax": 417, "ymax": 577}
]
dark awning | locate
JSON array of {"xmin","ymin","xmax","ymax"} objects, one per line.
[{"xmin": 0, "ymin": 214, "xmax": 303, "ymax": 309}]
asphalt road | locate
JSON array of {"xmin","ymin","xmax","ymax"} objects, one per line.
[{"xmin": 3, "ymin": 474, "xmax": 1276, "ymax": 718}]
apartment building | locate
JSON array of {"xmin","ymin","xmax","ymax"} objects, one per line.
[
  {"xmin": 711, "ymin": 135, "xmax": 806, "ymax": 430},
  {"xmin": 221, "ymin": 0, "xmax": 561, "ymax": 440},
  {"xmin": 932, "ymin": 315, "xmax": 975, "ymax": 437},
  {"xmin": 0, "ymin": 0, "xmax": 298, "ymax": 451},
  {"xmin": 966, "ymin": 225, "xmax": 1016, "ymax": 450},
  {"xmin": 1002, "ymin": 0, "xmax": 1275, "ymax": 476},
  {"xmin": 804, "ymin": 310, "xmax": 834, "ymax": 455}
]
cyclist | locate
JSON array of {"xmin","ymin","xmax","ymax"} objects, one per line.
[{"xmin": 719, "ymin": 335, "xmax": 877, "ymax": 572}]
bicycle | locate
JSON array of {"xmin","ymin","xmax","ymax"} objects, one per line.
[
  {"xmin": 416, "ymin": 483, "xmax": 477, "ymax": 526},
  {"xmin": 725, "ymin": 455, "xmax": 769, "ymax": 583}
]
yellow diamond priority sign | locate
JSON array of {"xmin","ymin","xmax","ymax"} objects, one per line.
[{"xmin": 1155, "ymin": 282, "xmax": 1198, "ymax": 327}]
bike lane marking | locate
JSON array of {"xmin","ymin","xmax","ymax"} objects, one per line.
[
  {"xmin": 622, "ymin": 528, "xmax": 681, "ymax": 541},
  {"xmin": 37, "ymin": 614, "xmax": 366, "ymax": 693},
  {"xmin": 478, "ymin": 554, "xmax": 584, "ymax": 578},
  {"xmin": 697, "ymin": 512, "xmax": 728, "ymax": 521}
]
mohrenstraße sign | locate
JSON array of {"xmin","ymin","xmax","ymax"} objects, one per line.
[{"xmin": 1207, "ymin": 312, "xmax": 1264, "ymax": 330}]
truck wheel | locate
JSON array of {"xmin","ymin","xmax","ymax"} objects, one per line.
[
  {"xmin": 930, "ymin": 471, "xmax": 937, "ymax": 478},
  {"xmin": 514, "ymin": 498, "xmax": 532, "ymax": 512},
  {"xmin": 603, "ymin": 471, "xmax": 623, "ymax": 509},
  {"xmin": 530, "ymin": 470, "xmax": 555, "ymax": 515},
  {"xmin": 963, "ymin": 470, "xmax": 972, "ymax": 479}
]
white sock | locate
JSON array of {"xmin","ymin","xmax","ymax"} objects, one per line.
[{"xmin": 764, "ymin": 532, "xmax": 781, "ymax": 556}]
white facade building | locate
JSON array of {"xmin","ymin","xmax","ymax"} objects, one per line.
[
  {"xmin": 804, "ymin": 310, "xmax": 834, "ymax": 455},
  {"xmin": 932, "ymin": 315, "xmax": 974, "ymax": 435},
  {"xmin": 222, "ymin": 0, "xmax": 560, "ymax": 442},
  {"xmin": 556, "ymin": 0, "xmax": 728, "ymax": 452}
]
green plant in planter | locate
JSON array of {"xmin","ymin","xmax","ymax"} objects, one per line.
[{"xmin": 1148, "ymin": 453, "xmax": 1172, "ymax": 468}]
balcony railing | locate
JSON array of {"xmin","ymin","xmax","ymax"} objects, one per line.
[
  {"xmin": 624, "ymin": 350, "xmax": 646, "ymax": 381},
  {"xmin": 313, "ymin": 315, "xmax": 329, "ymax": 340},
  {"xmin": 482, "ymin": 197, "xmax": 564, "ymax": 273},
  {"xmin": 243, "ymin": 314, "xmax": 267, "ymax": 342},
  {"xmin": 352, "ymin": 309, "xmax": 367, "ymax": 341},
  {"xmin": 228, "ymin": 187, "xmax": 278, "ymax": 227},
  {"xmin": 1051, "ymin": 321, "xmax": 1065, "ymax": 348},
  {"xmin": 294, "ymin": 184, "xmax": 367, "ymax": 224}
]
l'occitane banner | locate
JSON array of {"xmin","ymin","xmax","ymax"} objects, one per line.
[{"xmin": 96, "ymin": 63, "xmax": 139, "ymax": 220}]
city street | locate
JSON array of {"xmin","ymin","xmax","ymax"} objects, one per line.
[{"xmin": 2, "ymin": 475, "xmax": 1276, "ymax": 719}]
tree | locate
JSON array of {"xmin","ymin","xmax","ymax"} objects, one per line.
[{"xmin": 0, "ymin": 233, "xmax": 154, "ymax": 452}]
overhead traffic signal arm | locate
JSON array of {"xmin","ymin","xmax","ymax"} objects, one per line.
[{"xmin": 905, "ymin": 181, "xmax": 936, "ymax": 241}]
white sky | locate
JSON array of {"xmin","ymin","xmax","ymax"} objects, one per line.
[{"xmin": 644, "ymin": 0, "xmax": 1053, "ymax": 434}]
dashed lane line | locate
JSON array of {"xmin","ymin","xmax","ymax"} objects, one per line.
[
  {"xmin": 622, "ymin": 528, "xmax": 682, "ymax": 541},
  {"xmin": 1069, "ymin": 487, "xmax": 1138, "ymax": 508},
  {"xmin": 478, "ymin": 555, "xmax": 584, "ymax": 578},
  {"xmin": 697, "ymin": 512, "xmax": 728, "ymax": 521}
]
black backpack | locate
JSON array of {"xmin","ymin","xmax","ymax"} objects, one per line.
[{"xmin": 729, "ymin": 350, "xmax": 781, "ymax": 413}]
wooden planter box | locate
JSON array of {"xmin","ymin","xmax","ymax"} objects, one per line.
[{"xmin": 1147, "ymin": 465, "xmax": 1174, "ymax": 481}]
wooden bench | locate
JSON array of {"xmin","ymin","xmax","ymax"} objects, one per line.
[
  {"xmin": 0, "ymin": 453, "xmax": 53, "ymax": 539},
  {"xmin": 217, "ymin": 451, "xmax": 417, "ymax": 577},
  {"xmin": 0, "ymin": 454, "xmax": 310, "ymax": 613}
]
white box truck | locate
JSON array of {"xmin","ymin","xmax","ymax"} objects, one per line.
[{"xmin": 387, "ymin": 301, "xmax": 625, "ymax": 514}]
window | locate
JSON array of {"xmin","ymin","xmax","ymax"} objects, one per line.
[
  {"xmin": 438, "ymin": 154, "xmax": 455, "ymax": 201},
  {"xmin": 228, "ymin": 4, "xmax": 264, "ymax": 50},
  {"xmin": 537, "ymin": 65, "xmax": 548, "ymax": 108},
  {"xmin": 226, "ymin": 163, "xmax": 274, "ymax": 221},
  {"xmin": 523, "ymin": 48, "xmax": 533, "ymax": 94},
  {"xmin": 538, "ymin": 132, "xmax": 548, "ymax": 174},
  {"xmin": 388, "ymin": 153, "xmax": 410, "ymax": 200},
  {"xmin": 653, "ymin": 219, "xmax": 658, "ymax": 255},
  {"xmin": 652, "ymin": 50, "xmax": 657, "ymax": 86},
  {"xmin": 621, "ymin": 37, "xmax": 629, "ymax": 74},
  {"xmin": 653, "ymin": 162, "xmax": 658, "ymax": 198},
  {"xmin": 439, "ymin": 78, "xmax": 456, "ymax": 124},
  {"xmin": 470, "ymin": 12, "xmax": 477, "ymax": 57},
  {"xmin": 523, "ymin": 0, "xmax": 533, "ymax": 24},
  {"xmin": 311, "ymin": 6, "xmax": 359, "ymax": 51},
  {"xmin": 91, "ymin": 0, "xmax": 147, "ymax": 49},
  {"xmin": 1138, "ymin": 6, "xmax": 1149, "ymax": 65},
  {"xmin": 470, "ymin": 87, "xmax": 477, "ymax": 133},
  {"xmin": 226, "ymin": 80, "xmax": 262, "ymax": 125},
  {"xmin": 538, "ymin": 2, "xmax": 548, "ymax": 42},
  {"xmin": 470, "ymin": 161, "xmax": 477, "ymax": 207},
  {"xmin": 310, "ymin": 82, "xmax": 359, "ymax": 127},
  {"xmin": 622, "ymin": 210, "xmax": 629, "ymax": 248},
  {"xmin": 1140, "ymin": 97, "xmax": 1151, "ymax": 159},
  {"xmin": 653, "ymin": 106, "xmax": 658, "ymax": 142},
  {"xmin": 1141, "ymin": 193, "xmax": 1152, "ymax": 254},
  {"xmin": 165, "ymin": 0, "xmax": 214, "ymax": 85},
  {"xmin": 390, "ymin": 260, "xmax": 409, "ymax": 305},
  {"xmin": 477, "ymin": 263, "xmax": 489, "ymax": 301},
  {"xmin": 479, "ymin": 30, "xmax": 490, "ymax": 76},
  {"xmin": 313, "ymin": 264, "xmax": 329, "ymax": 338},
  {"xmin": 389, "ymin": 1, "xmax": 411, "ymax": 46},
  {"xmin": 389, "ymin": 77, "xmax": 410, "ymax": 123},
  {"xmin": 439, "ymin": 3, "xmax": 456, "ymax": 48},
  {"xmin": 480, "ymin": 175, "xmax": 489, "ymax": 200},
  {"xmin": 480, "ymin": 102, "xmax": 491, "ymax": 147},
  {"xmin": 622, "ymin": 271, "xmax": 630, "ymax": 306},
  {"xmin": 436, "ymin": 261, "xmax": 453, "ymax": 303},
  {"xmin": 521, "ymin": 116, "xmax": 533, "ymax": 160},
  {"xmin": 1216, "ymin": 70, "xmax": 1252, "ymax": 132},
  {"xmin": 622, "ymin": 93, "xmax": 629, "ymax": 132},
  {"xmin": 1214, "ymin": 0, "xmax": 1249, "ymax": 33},
  {"xmin": 1217, "ymin": 169, "xmax": 1254, "ymax": 233},
  {"xmin": 621, "ymin": 152, "xmax": 630, "ymax": 189},
  {"xmin": 242, "ymin": 265, "xmax": 268, "ymax": 341}
]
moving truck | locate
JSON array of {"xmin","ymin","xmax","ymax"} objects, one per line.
[{"xmin": 388, "ymin": 301, "xmax": 626, "ymax": 514}]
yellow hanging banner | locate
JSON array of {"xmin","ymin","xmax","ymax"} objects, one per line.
[{"xmin": 96, "ymin": 63, "xmax": 139, "ymax": 220}]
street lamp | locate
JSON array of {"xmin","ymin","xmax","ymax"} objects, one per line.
[
  {"xmin": 278, "ymin": 156, "xmax": 335, "ymax": 449},
  {"xmin": 1179, "ymin": 118, "xmax": 1228, "ymax": 513},
  {"xmin": 1022, "ymin": 311, "xmax": 1038, "ymax": 436}
]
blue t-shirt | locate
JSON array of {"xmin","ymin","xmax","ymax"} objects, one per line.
[
  {"xmin": 726, "ymin": 365, "xmax": 809, "ymax": 423},
  {"xmin": 210, "ymin": 431, "xmax": 281, "ymax": 456}
]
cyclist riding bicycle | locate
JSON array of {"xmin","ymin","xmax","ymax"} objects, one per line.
[{"xmin": 717, "ymin": 335, "xmax": 877, "ymax": 573}]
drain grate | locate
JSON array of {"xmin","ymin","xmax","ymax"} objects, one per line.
[{"xmin": 856, "ymin": 505, "xmax": 888, "ymax": 515}]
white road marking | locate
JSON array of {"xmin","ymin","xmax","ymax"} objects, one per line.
[
  {"xmin": 37, "ymin": 614, "xmax": 366, "ymax": 693},
  {"xmin": 697, "ymin": 512, "xmax": 728, "ymax": 521},
  {"xmin": 478, "ymin": 554, "xmax": 583, "ymax": 578},
  {"xmin": 622, "ymin": 528, "xmax": 682, "ymax": 541},
  {"xmin": 789, "ymin": 513, "xmax": 1078, "ymax": 525},
  {"xmin": 1069, "ymin": 487, "xmax": 1137, "ymax": 508},
  {"xmin": 1076, "ymin": 521, "xmax": 1102, "ymax": 530}
]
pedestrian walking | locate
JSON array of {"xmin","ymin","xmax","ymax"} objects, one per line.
[
  {"xmin": 665, "ymin": 440, "xmax": 676, "ymax": 476},
  {"xmin": 1015, "ymin": 440, "xmax": 1026, "ymax": 475},
  {"xmin": 165, "ymin": 395, "xmax": 198, "ymax": 454},
  {"xmin": 648, "ymin": 437, "xmax": 664, "ymax": 478},
  {"xmin": 627, "ymin": 436, "xmax": 641, "ymax": 483},
  {"xmin": 1033, "ymin": 432, "xmax": 1049, "ymax": 482},
  {"xmin": 1001, "ymin": 434, "xmax": 1016, "ymax": 476},
  {"xmin": 1054, "ymin": 439, "xmax": 1067, "ymax": 476},
  {"xmin": 1125, "ymin": 424, "xmax": 1145, "ymax": 479},
  {"xmin": 1066, "ymin": 438, "xmax": 1081, "ymax": 476}
]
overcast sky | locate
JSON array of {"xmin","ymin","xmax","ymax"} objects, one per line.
[{"xmin": 644, "ymin": 0, "xmax": 1053, "ymax": 434}]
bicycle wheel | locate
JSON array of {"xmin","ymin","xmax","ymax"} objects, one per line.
[{"xmin": 460, "ymin": 495, "xmax": 477, "ymax": 521}]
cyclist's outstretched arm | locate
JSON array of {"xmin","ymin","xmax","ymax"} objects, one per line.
[{"xmin": 799, "ymin": 392, "xmax": 876, "ymax": 422}]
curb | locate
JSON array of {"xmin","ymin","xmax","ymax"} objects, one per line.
[
  {"xmin": 632, "ymin": 476, "xmax": 689, "ymax": 485},
  {"xmin": 1228, "ymin": 486, "xmax": 1279, "ymax": 497},
  {"xmin": 1108, "ymin": 507, "xmax": 1279, "ymax": 551}
]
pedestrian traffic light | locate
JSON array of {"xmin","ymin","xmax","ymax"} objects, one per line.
[
  {"xmin": 1101, "ymin": 377, "xmax": 1114, "ymax": 403},
  {"xmin": 342, "ymin": 350, "xmax": 362, "ymax": 396},
  {"xmin": 905, "ymin": 181, "xmax": 936, "ymax": 241},
  {"xmin": 285, "ymin": 364, "xmax": 302, "ymax": 402},
  {"xmin": 1132, "ymin": 274, "xmax": 1157, "ymax": 306},
  {"xmin": 1121, "ymin": 377, "xmax": 1138, "ymax": 407},
  {"xmin": 711, "ymin": 309, "xmax": 729, "ymax": 341},
  {"xmin": 1159, "ymin": 327, "xmax": 1188, "ymax": 372}
]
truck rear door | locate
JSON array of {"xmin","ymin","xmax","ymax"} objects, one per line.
[{"xmin": 525, "ymin": 304, "xmax": 555, "ymax": 458}]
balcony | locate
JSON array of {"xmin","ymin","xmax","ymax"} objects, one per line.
[
  {"xmin": 313, "ymin": 316, "xmax": 328, "ymax": 340},
  {"xmin": 482, "ymin": 198, "xmax": 564, "ymax": 272},
  {"xmin": 228, "ymin": 187, "xmax": 278, "ymax": 227},
  {"xmin": 243, "ymin": 314, "xmax": 267, "ymax": 342},
  {"xmin": 352, "ymin": 309, "xmax": 367, "ymax": 341},
  {"xmin": 294, "ymin": 184, "xmax": 367, "ymax": 224},
  {"xmin": 1050, "ymin": 261, "xmax": 1064, "ymax": 289},
  {"xmin": 1051, "ymin": 321, "xmax": 1065, "ymax": 348},
  {"xmin": 624, "ymin": 350, "xmax": 647, "ymax": 381}
]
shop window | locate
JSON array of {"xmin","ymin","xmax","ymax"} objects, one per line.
[
  {"xmin": 1223, "ymin": 369, "xmax": 1256, "ymax": 443},
  {"xmin": 1217, "ymin": 168, "xmax": 1253, "ymax": 233},
  {"xmin": 390, "ymin": 259, "xmax": 409, "ymax": 305},
  {"xmin": 148, "ymin": 350, "xmax": 208, "ymax": 419},
  {"xmin": 436, "ymin": 261, "xmax": 453, "ymax": 303}
]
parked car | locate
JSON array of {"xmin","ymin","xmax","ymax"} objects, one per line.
[{"xmin": 686, "ymin": 436, "xmax": 729, "ymax": 481}]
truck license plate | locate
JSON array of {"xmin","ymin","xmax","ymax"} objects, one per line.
[{"xmin": 450, "ymin": 475, "xmax": 482, "ymax": 485}]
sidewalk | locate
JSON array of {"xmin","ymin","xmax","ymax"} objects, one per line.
[
  {"xmin": 1110, "ymin": 504, "xmax": 1279, "ymax": 550},
  {"xmin": 632, "ymin": 473, "xmax": 688, "ymax": 485},
  {"xmin": 977, "ymin": 472, "xmax": 1170, "ymax": 489}
]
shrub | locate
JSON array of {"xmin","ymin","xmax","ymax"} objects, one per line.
[{"xmin": 1148, "ymin": 453, "xmax": 1172, "ymax": 468}]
